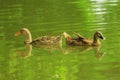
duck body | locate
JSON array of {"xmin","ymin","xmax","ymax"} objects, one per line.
[
  {"xmin": 63, "ymin": 31, "xmax": 105, "ymax": 46},
  {"xmin": 15, "ymin": 28, "xmax": 62, "ymax": 45},
  {"xmin": 31, "ymin": 35, "xmax": 62, "ymax": 45}
]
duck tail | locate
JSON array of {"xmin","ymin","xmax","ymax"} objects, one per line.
[{"xmin": 63, "ymin": 32, "xmax": 72, "ymax": 39}]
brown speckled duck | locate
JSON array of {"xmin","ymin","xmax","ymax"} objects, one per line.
[
  {"xmin": 63, "ymin": 31, "xmax": 105, "ymax": 46},
  {"xmin": 14, "ymin": 28, "xmax": 62, "ymax": 45}
]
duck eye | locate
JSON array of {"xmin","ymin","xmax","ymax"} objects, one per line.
[
  {"xmin": 97, "ymin": 33, "xmax": 101, "ymax": 37},
  {"xmin": 20, "ymin": 30, "xmax": 25, "ymax": 33}
]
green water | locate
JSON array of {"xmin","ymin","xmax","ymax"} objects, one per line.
[{"xmin": 0, "ymin": 0, "xmax": 120, "ymax": 80}]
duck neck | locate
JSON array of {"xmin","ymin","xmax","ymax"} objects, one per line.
[
  {"xmin": 24, "ymin": 30, "xmax": 32, "ymax": 44},
  {"xmin": 93, "ymin": 34, "xmax": 100, "ymax": 45}
]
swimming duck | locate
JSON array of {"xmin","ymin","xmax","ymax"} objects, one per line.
[
  {"xmin": 14, "ymin": 28, "xmax": 62, "ymax": 45},
  {"xmin": 63, "ymin": 31, "xmax": 105, "ymax": 46}
]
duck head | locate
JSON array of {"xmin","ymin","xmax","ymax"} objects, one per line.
[
  {"xmin": 14, "ymin": 28, "xmax": 32, "ymax": 44},
  {"xmin": 95, "ymin": 31, "xmax": 105, "ymax": 40},
  {"xmin": 14, "ymin": 28, "xmax": 29, "ymax": 36},
  {"xmin": 92, "ymin": 31, "xmax": 105, "ymax": 46}
]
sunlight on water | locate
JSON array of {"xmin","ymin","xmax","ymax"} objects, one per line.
[{"xmin": 91, "ymin": 0, "xmax": 118, "ymax": 3}]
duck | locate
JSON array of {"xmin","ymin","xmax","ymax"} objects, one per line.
[
  {"xmin": 63, "ymin": 31, "xmax": 105, "ymax": 46},
  {"xmin": 14, "ymin": 28, "xmax": 63, "ymax": 45}
]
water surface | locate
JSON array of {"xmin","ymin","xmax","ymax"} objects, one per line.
[{"xmin": 0, "ymin": 0, "xmax": 120, "ymax": 80}]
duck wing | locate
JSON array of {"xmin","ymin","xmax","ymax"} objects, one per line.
[
  {"xmin": 63, "ymin": 32, "xmax": 72, "ymax": 40},
  {"xmin": 31, "ymin": 35, "xmax": 62, "ymax": 45},
  {"xmin": 80, "ymin": 39, "xmax": 93, "ymax": 46},
  {"xmin": 73, "ymin": 32, "xmax": 85, "ymax": 40}
]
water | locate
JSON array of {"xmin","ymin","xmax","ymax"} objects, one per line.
[{"xmin": 0, "ymin": 0, "xmax": 120, "ymax": 80}]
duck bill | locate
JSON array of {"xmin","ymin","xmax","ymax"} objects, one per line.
[
  {"xmin": 103, "ymin": 37, "xmax": 106, "ymax": 40},
  {"xmin": 100, "ymin": 36, "xmax": 105, "ymax": 40},
  {"xmin": 14, "ymin": 31, "xmax": 22, "ymax": 36}
]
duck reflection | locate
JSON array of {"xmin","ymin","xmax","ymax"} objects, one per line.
[
  {"xmin": 93, "ymin": 46, "xmax": 106, "ymax": 60},
  {"xmin": 15, "ymin": 44, "xmax": 32, "ymax": 58},
  {"xmin": 64, "ymin": 45, "xmax": 105, "ymax": 60},
  {"xmin": 15, "ymin": 43, "xmax": 63, "ymax": 58},
  {"xmin": 32, "ymin": 43, "xmax": 63, "ymax": 53}
]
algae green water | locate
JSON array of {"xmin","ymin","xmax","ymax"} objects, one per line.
[{"xmin": 0, "ymin": 0, "xmax": 120, "ymax": 80}]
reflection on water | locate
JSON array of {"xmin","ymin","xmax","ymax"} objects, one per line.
[
  {"xmin": 15, "ymin": 43, "xmax": 105, "ymax": 61},
  {"xmin": 33, "ymin": 44, "xmax": 64, "ymax": 53},
  {"xmin": 15, "ymin": 43, "xmax": 63, "ymax": 58},
  {"xmin": 0, "ymin": 0, "xmax": 120, "ymax": 80},
  {"xmin": 65, "ymin": 45, "xmax": 105, "ymax": 60},
  {"xmin": 15, "ymin": 44, "xmax": 32, "ymax": 58}
]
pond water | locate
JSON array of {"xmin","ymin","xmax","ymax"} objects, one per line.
[{"xmin": 0, "ymin": 0, "xmax": 120, "ymax": 80}]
